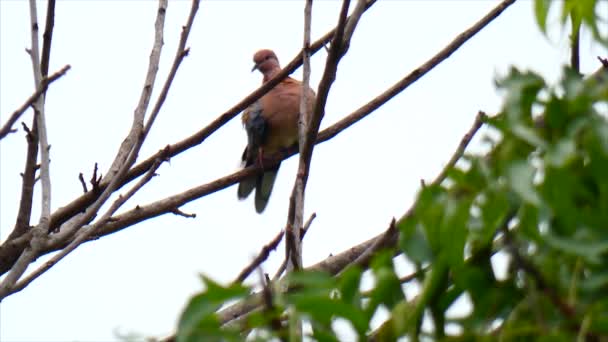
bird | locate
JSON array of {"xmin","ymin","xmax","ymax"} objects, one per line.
[{"xmin": 237, "ymin": 49, "xmax": 316, "ymax": 213}]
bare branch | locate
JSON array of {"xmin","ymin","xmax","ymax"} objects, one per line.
[
  {"xmin": 339, "ymin": 218, "xmax": 398, "ymax": 275},
  {"xmin": 102, "ymin": 0, "xmax": 167, "ymax": 185},
  {"xmin": 234, "ymin": 230, "xmax": 284, "ymax": 284},
  {"xmin": 285, "ymin": 0, "xmax": 316, "ymax": 275},
  {"xmin": 432, "ymin": 111, "xmax": 486, "ymax": 185},
  {"xmin": 570, "ymin": 20, "xmax": 580, "ymax": 73},
  {"xmin": 171, "ymin": 208, "xmax": 196, "ymax": 218},
  {"xmin": 142, "ymin": 0, "xmax": 200, "ymax": 138},
  {"xmin": 273, "ymin": 213, "xmax": 316, "ymax": 281},
  {"xmin": 316, "ymin": 0, "xmax": 516, "ymax": 145},
  {"xmin": 40, "ymin": 0, "xmax": 56, "ymax": 78},
  {"xmin": 0, "ymin": 65, "xmax": 70, "ymax": 140},
  {"xmin": 78, "ymin": 173, "xmax": 88, "ymax": 193},
  {"xmin": 8, "ymin": 122, "xmax": 38, "ymax": 241},
  {"xmin": 285, "ymin": 0, "xmax": 365, "ymax": 274}
]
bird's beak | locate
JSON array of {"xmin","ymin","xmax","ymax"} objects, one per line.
[{"xmin": 251, "ymin": 63, "xmax": 259, "ymax": 72}]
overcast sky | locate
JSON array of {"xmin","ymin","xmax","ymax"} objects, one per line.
[{"xmin": 1, "ymin": 1, "xmax": 606, "ymax": 341}]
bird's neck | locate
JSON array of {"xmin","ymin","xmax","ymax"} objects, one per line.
[{"xmin": 263, "ymin": 68, "xmax": 281, "ymax": 82}]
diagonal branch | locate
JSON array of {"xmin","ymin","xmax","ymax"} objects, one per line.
[
  {"xmin": 0, "ymin": 65, "xmax": 70, "ymax": 141},
  {"xmin": 143, "ymin": 0, "xmax": 200, "ymax": 139},
  {"xmin": 233, "ymin": 229, "xmax": 284, "ymax": 284}
]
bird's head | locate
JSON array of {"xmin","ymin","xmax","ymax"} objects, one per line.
[{"xmin": 252, "ymin": 49, "xmax": 280, "ymax": 78}]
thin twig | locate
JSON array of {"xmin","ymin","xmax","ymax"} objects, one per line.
[
  {"xmin": 171, "ymin": 208, "xmax": 196, "ymax": 218},
  {"xmin": 338, "ymin": 218, "xmax": 398, "ymax": 276},
  {"xmin": 570, "ymin": 19, "xmax": 580, "ymax": 73},
  {"xmin": 315, "ymin": 0, "xmax": 515, "ymax": 145},
  {"xmin": 40, "ymin": 0, "xmax": 56, "ymax": 78},
  {"xmin": 259, "ymin": 269, "xmax": 285, "ymax": 341},
  {"xmin": 284, "ymin": 0, "xmax": 316, "ymax": 276},
  {"xmin": 0, "ymin": 65, "xmax": 70, "ymax": 140},
  {"xmin": 8, "ymin": 121, "xmax": 39, "ymax": 241},
  {"xmin": 432, "ymin": 111, "xmax": 486, "ymax": 184},
  {"xmin": 234, "ymin": 230, "xmax": 284, "ymax": 284},
  {"xmin": 78, "ymin": 173, "xmax": 88, "ymax": 193},
  {"xmin": 285, "ymin": 0, "xmax": 364, "ymax": 274},
  {"xmin": 273, "ymin": 213, "xmax": 316, "ymax": 281},
  {"xmin": 142, "ymin": 0, "xmax": 200, "ymax": 138}
]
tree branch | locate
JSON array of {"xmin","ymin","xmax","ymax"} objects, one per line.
[
  {"xmin": 234, "ymin": 229, "xmax": 284, "ymax": 284},
  {"xmin": 8, "ymin": 121, "xmax": 38, "ymax": 241},
  {"xmin": 0, "ymin": 65, "xmax": 70, "ymax": 140},
  {"xmin": 40, "ymin": 0, "xmax": 56, "ymax": 78}
]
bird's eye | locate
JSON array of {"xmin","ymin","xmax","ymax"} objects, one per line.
[{"xmin": 265, "ymin": 55, "xmax": 271, "ymax": 60}]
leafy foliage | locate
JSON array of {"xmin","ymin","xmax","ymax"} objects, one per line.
[
  {"xmin": 534, "ymin": 0, "xmax": 608, "ymax": 46},
  {"xmin": 176, "ymin": 5, "xmax": 608, "ymax": 341}
]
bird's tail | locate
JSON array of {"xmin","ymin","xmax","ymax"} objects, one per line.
[
  {"xmin": 237, "ymin": 147, "xmax": 256, "ymax": 200},
  {"xmin": 254, "ymin": 164, "xmax": 280, "ymax": 213}
]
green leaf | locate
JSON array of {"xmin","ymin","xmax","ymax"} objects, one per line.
[
  {"xmin": 338, "ymin": 266, "xmax": 362, "ymax": 306},
  {"xmin": 544, "ymin": 233, "xmax": 608, "ymax": 265},
  {"xmin": 546, "ymin": 138, "xmax": 577, "ymax": 167},
  {"xmin": 506, "ymin": 161, "xmax": 542, "ymax": 206},
  {"xmin": 176, "ymin": 277, "xmax": 248, "ymax": 342},
  {"xmin": 534, "ymin": 0, "xmax": 552, "ymax": 33},
  {"xmin": 368, "ymin": 251, "xmax": 405, "ymax": 310},
  {"xmin": 292, "ymin": 296, "xmax": 369, "ymax": 335},
  {"xmin": 399, "ymin": 222, "xmax": 434, "ymax": 264},
  {"xmin": 439, "ymin": 196, "xmax": 470, "ymax": 268},
  {"xmin": 511, "ymin": 123, "xmax": 547, "ymax": 148}
]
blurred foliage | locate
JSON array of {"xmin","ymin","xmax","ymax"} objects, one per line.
[
  {"xmin": 535, "ymin": 0, "xmax": 608, "ymax": 47},
  {"xmin": 175, "ymin": 4, "xmax": 608, "ymax": 342}
]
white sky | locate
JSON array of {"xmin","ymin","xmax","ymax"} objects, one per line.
[{"xmin": 0, "ymin": 0, "xmax": 606, "ymax": 341}]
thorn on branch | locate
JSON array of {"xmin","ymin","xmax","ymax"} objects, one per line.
[
  {"xmin": 90, "ymin": 162, "xmax": 102, "ymax": 193},
  {"xmin": 21, "ymin": 122, "xmax": 34, "ymax": 139},
  {"xmin": 180, "ymin": 47, "xmax": 190, "ymax": 58},
  {"xmin": 598, "ymin": 56, "xmax": 608, "ymax": 68},
  {"xmin": 78, "ymin": 173, "xmax": 88, "ymax": 193},
  {"xmin": 171, "ymin": 208, "xmax": 196, "ymax": 218}
]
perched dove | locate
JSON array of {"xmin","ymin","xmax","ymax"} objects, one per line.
[{"xmin": 237, "ymin": 49, "xmax": 316, "ymax": 213}]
